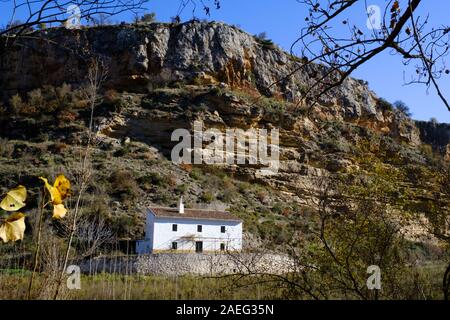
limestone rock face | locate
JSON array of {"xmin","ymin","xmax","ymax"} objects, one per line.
[{"xmin": 0, "ymin": 21, "xmax": 421, "ymax": 145}]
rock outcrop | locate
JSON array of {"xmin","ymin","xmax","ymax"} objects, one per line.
[
  {"xmin": 416, "ymin": 120, "xmax": 450, "ymax": 155},
  {"xmin": 0, "ymin": 21, "xmax": 420, "ymax": 144}
]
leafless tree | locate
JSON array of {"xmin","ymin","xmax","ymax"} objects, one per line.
[
  {"xmin": 34, "ymin": 232, "xmax": 68, "ymax": 299},
  {"xmin": 218, "ymin": 176, "xmax": 433, "ymax": 299},
  {"xmin": 57, "ymin": 212, "xmax": 116, "ymax": 259},
  {"xmin": 175, "ymin": 0, "xmax": 220, "ymax": 18},
  {"xmin": 1, "ymin": 0, "xmax": 148, "ymax": 40},
  {"xmin": 52, "ymin": 57, "xmax": 108, "ymax": 299},
  {"xmin": 289, "ymin": 0, "xmax": 450, "ymax": 111}
]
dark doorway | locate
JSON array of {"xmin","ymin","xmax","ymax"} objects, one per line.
[{"xmin": 195, "ymin": 241, "xmax": 203, "ymax": 253}]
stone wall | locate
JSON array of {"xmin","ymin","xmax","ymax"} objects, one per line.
[
  {"xmin": 76, "ymin": 253, "xmax": 294, "ymax": 276},
  {"xmin": 135, "ymin": 253, "xmax": 294, "ymax": 275}
]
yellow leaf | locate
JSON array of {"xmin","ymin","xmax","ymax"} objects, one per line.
[
  {"xmin": 0, "ymin": 213, "xmax": 26, "ymax": 243},
  {"xmin": 0, "ymin": 185, "xmax": 27, "ymax": 212},
  {"xmin": 52, "ymin": 204, "xmax": 67, "ymax": 219},
  {"xmin": 53, "ymin": 174, "xmax": 71, "ymax": 200},
  {"xmin": 39, "ymin": 175, "xmax": 71, "ymax": 219},
  {"xmin": 39, "ymin": 177, "xmax": 62, "ymax": 205}
]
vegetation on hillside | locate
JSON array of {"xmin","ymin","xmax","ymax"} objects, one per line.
[{"xmin": 0, "ymin": 72, "xmax": 449, "ymax": 299}]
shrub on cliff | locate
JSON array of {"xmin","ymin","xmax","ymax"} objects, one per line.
[
  {"xmin": 377, "ymin": 98, "xmax": 394, "ymax": 112},
  {"xmin": 394, "ymin": 100, "xmax": 412, "ymax": 117},
  {"xmin": 9, "ymin": 94, "xmax": 24, "ymax": 115},
  {"xmin": 139, "ymin": 13, "xmax": 156, "ymax": 24},
  {"xmin": 109, "ymin": 169, "xmax": 140, "ymax": 205}
]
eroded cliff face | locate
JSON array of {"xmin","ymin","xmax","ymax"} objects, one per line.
[{"xmin": 0, "ymin": 21, "xmax": 421, "ymax": 144}]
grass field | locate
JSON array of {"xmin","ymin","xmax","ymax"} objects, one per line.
[
  {"xmin": 0, "ymin": 262, "xmax": 446, "ymax": 300},
  {"xmin": 0, "ymin": 271, "xmax": 284, "ymax": 300}
]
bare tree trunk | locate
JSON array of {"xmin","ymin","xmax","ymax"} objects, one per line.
[
  {"xmin": 27, "ymin": 189, "xmax": 45, "ymax": 299},
  {"xmin": 53, "ymin": 59, "xmax": 106, "ymax": 300}
]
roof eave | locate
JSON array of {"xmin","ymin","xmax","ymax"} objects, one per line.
[
  {"xmin": 148, "ymin": 207, "xmax": 242, "ymax": 222},
  {"xmin": 154, "ymin": 215, "xmax": 242, "ymax": 223}
]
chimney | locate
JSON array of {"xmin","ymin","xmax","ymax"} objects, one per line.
[{"xmin": 178, "ymin": 196, "xmax": 184, "ymax": 214}]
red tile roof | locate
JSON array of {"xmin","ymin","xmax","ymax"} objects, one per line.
[{"xmin": 149, "ymin": 207, "xmax": 242, "ymax": 222}]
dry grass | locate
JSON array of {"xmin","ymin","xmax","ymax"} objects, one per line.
[{"xmin": 0, "ymin": 272, "xmax": 282, "ymax": 300}]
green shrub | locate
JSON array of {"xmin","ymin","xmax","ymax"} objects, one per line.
[
  {"xmin": 137, "ymin": 12, "xmax": 156, "ymax": 23},
  {"xmin": 393, "ymin": 100, "xmax": 412, "ymax": 117},
  {"xmin": 113, "ymin": 146, "xmax": 130, "ymax": 157},
  {"xmin": 9, "ymin": 94, "xmax": 23, "ymax": 115},
  {"xmin": 189, "ymin": 168, "xmax": 203, "ymax": 180},
  {"xmin": 110, "ymin": 170, "xmax": 140, "ymax": 203},
  {"xmin": 254, "ymin": 32, "xmax": 275, "ymax": 49},
  {"xmin": 0, "ymin": 138, "xmax": 14, "ymax": 158},
  {"xmin": 238, "ymin": 182, "xmax": 251, "ymax": 194},
  {"xmin": 138, "ymin": 172, "xmax": 169, "ymax": 187},
  {"xmin": 200, "ymin": 191, "xmax": 214, "ymax": 203},
  {"xmin": 321, "ymin": 136, "xmax": 351, "ymax": 153},
  {"xmin": 27, "ymin": 89, "xmax": 44, "ymax": 110},
  {"xmin": 272, "ymin": 202, "xmax": 285, "ymax": 215},
  {"xmin": 220, "ymin": 183, "xmax": 238, "ymax": 203},
  {"xmin": 154, "ymin": 192, "xmax": 171, "ymax": 205},
  {"xmin": 175, "ymin": 184, "xmax": 188, "ymax": 194},
  {"xmin": 377, "ymin": 98, "xmax": 394, "ymax": 112},
  {"xmin": 110, "ymin": 215, "xmax": 135, "ymax": 237},
  {"xmin": 256, "ymin": 190, "xmax": 268, "ymax": 203}
]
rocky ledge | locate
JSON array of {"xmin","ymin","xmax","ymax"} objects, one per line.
[{"xmin": 1, "ymin": 21, "xmax": 424, "ymax": 145}]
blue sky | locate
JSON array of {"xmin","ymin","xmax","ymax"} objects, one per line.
[{"xmin": 1, "ymin": 0, "xmax": 449, "ymax": 122}]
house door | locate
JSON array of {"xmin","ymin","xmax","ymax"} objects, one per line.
[{"xmin": 195, "ymin": 241, "xmax": 203, "ymax": 253}]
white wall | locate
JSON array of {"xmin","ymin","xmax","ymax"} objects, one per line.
[
  {"xmin": 137, "ymin": 210, "xmax": 242, "ymax": 254},
  {"xmin": 136, "ymin": 210, "xmax": 154, "ymax": 254}
]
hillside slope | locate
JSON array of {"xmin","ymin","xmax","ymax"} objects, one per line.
[{"xmin": 0, "ymin": 21, "xmax": 449, "ymax": 251}]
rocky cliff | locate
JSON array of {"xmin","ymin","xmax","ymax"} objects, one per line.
[
  {"xmin": 0, "ymin": 21, "xmax": 448, "ymax": 244},
  {"xmin": 0, "ymin": 21, "xmax": 422, "ymax": 142}
]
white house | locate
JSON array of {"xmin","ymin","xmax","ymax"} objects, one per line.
[{"xmin": 136, "ymin": 198, "xmax": 243, "ymax": 254}]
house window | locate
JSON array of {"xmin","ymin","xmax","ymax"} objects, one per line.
[
  {"xmin": 220, "ymin": 243, "xmax": 225, "ymax": 251},
  {"xmin": 221, "ymin": 226, "xmax": 226, "ymax": 233},
  {"xmin": 172, "ymin": 242, "xmax": 177, "ymax": 250},
  {"xmin": 172, "ymin": 224, "xmax": 177, "ymax": 232},
  {"xmin": 197, "ymin": 225, "xmax": 202, "ymax": 232}
]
